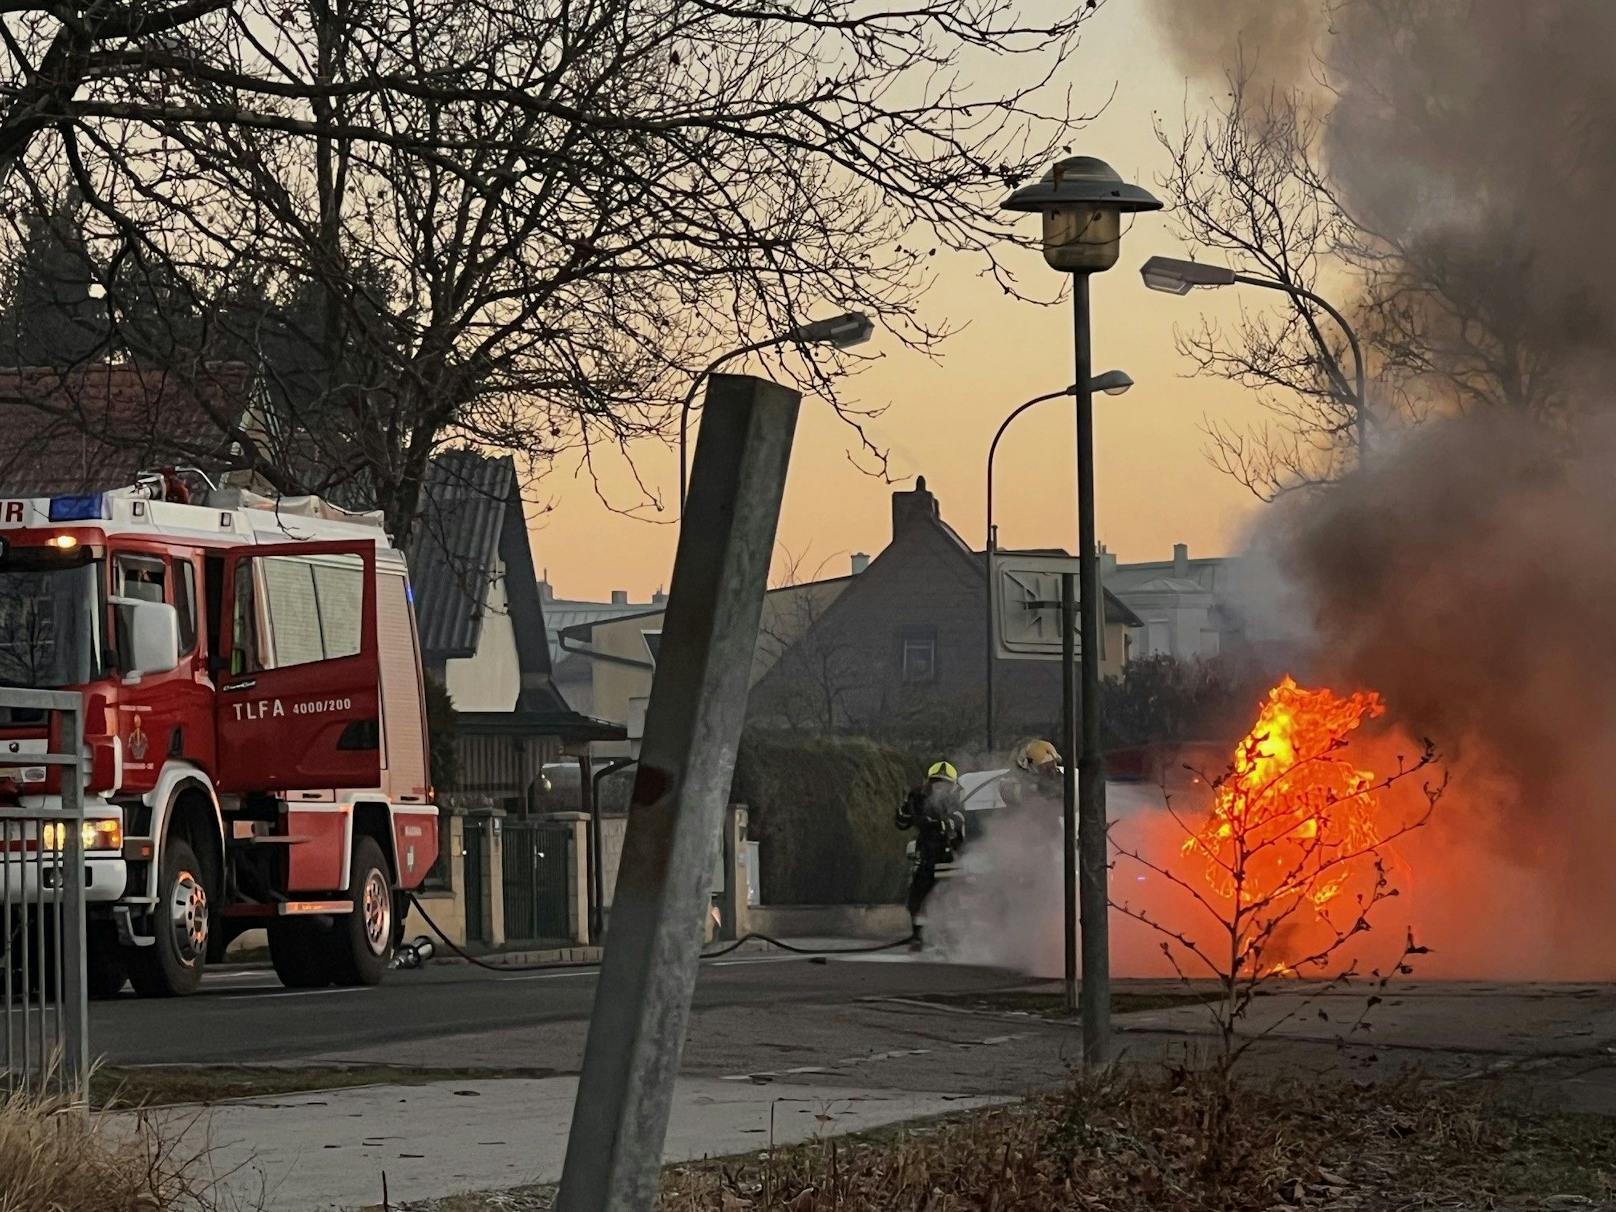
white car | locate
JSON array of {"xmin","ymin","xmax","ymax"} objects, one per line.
[{"xmin": 905, "ymin": 769, "xmax": 1166, "ymax": 882}]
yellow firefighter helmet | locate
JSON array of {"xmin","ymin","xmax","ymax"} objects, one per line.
[
  {"xmin": 926, "ymin": 760, "xmax": 959, "ymax": 783},
  {"xmin": 1014, "ymin": 738, "xmax": 1061, "ymax": 774}
]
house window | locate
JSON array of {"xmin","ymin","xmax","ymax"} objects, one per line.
[{"xmin": 899, "ymin": 627, "xmax": 937, "ymax": 684}]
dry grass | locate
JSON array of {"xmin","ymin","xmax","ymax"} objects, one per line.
[
  {"xmin": 655, "ymin": 1071, "xmax": 1616, "ymax": 1211},
  {"xmin": 390, "ymin": 1070, "xmax": 1616, "ymax": 1210},
  {"xmin": 0, "ymin": 1081, "xmax": 226, "ymax": 1211}
]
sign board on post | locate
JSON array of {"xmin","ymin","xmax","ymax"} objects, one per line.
[{"xmin": 992, "ymin": 553, "xmax": 1106, "ymax": 662}]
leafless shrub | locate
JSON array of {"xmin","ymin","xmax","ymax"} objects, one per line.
[
  {"xmin": 653, "ymin": 1068, "xmax": 1613, "ymax": 1210},
  {"xmin": 1109, "ymin": 678, "xmax": 1445, "ymax": 1097}
]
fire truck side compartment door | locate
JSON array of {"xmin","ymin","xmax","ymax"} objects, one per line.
[{"xmin": 214, "ymin": 540, "xmax": 382, "ymax": 792}]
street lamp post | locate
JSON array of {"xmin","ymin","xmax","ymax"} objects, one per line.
[
  {"xmin": 678, "ymin": 313, "xmax": 874, "ymax": 506},
  {"xmin": 983, "ymin": 370, "xmax": 1132, "ymax": 755},
  {"xmin": 1140, "ymin": 255, "xmax": 1368, "ymax": 465},
  {"xmin": 1003, "ymin": 156, "xmax": 1161, "ymax": 1066}
]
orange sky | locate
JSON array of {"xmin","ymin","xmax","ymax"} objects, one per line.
[{"xmin": 528, "ymin": 4, "xmax": 1270, "ymax": 602}]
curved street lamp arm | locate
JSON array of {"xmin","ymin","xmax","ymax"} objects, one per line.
[
  {"xmin": 983, "ymin": 385, "xmax": 1076, "ymax": 755},
  {"xmin": 1232, "ymin": 272, "xmax": 1369, "ymax": 460},
  {"xmin": 678, "ymin": 335, "xmax": 786, "ymax": 507},
  {"xmin": 986, "ymin": 387, "xmax": 1078, "ymax": 554}
]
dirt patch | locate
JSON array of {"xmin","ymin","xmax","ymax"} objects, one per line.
[
  {"xmin": 92, "ymin": 1063, "xmax": 559, "ymax": 1109},
  {"xmin": 905, "ymin": 986, "xmax": 1220, "ymax": 1019}
]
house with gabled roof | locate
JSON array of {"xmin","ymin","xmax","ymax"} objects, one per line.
[
  {"xmin": 1102, "ymin": 542, "xmax": 1244, "ymax": 661},
  {"xmin": 748, "ymin": 476, "xmax": 1141, "ymax": 748},
  {"xmin": 556, "ymin": 569, "xmax": 856, "ymax": 759},
  {"xmin": 538, "ymin": 582, "xmax": 665, "ymax": 717},
  {"xmin": 0, "ymin": 362, "xmax": 255, "ymax": 495},
  {"xmin": 563, "ymin": 477, "xmax": 1141, "ymax": 754},
  {"xmin": 407, "ymin": 451, "xmax": 622, "ymax": 808}
]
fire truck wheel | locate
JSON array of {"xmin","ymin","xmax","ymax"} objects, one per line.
[
  {"xmin": 127, "ymin": 838, "xmax": 208, "ymax": 997},
  {"xmin": 329, "ymin": 837, "xmax": 392, "ymax": 987},
  {"xmin": 268, "ymin": 920, "xmax": 332, "ymax": 989}
]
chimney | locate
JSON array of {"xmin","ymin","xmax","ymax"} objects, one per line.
[
  {"xmin": 891, "ymin": 474, "xmax": 940, "ymax": 540},
  {"xmin": 850, "ymin": 552, "xmax": 870, "ymax": 575},
  {"xmin": 652, "ymin": 588, "xmax": 668, "ymax": 606},
  {"xmin": 1099, "ymin": 543, "xmax": 1117, "ymax": 579},
  {"xmin": 1172, "ymin": 543, "xmax": 1189, "ymax": 578},
  {"xmin": 611, "ymin": 589, "xmax": 628, "ymax": 605},
  {"xmin": 539, "ymin": 568, "xmax": 555, "ymax": 602}
]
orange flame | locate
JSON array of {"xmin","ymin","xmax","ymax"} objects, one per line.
[{"xmin": 1184, "ymin": 677, "xmax": 1388, "ymax": 971}]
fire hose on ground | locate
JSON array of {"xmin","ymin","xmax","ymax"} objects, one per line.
[{"xmin": 399, "ymin": 890, "xmax": 918, "ymax": 974}]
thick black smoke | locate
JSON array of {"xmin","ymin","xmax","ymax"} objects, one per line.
[
  {"xmin": 1272, "ymin": 413, "xmax": 1616, "ymax": 975},
  {"xmin": 1145, "ymin": 0, "xmax": 1320, "ymax": 92},
  {"xmin": 1148, "ymin": 0, "xmax": 1616, "ymax": 410},
  {"xmin": 1146, "ymin": 0, "xmax": 1616, "ymax": 974}
]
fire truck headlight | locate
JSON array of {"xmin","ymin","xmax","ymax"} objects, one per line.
[{"xmin": 42, "ymin": 819, "xmax": 123, "ymax": 852}]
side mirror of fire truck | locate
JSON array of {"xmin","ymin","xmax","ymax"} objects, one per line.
[{"xmin": 109, "ymin": 596, "xmax": 180, "ymax": 683}]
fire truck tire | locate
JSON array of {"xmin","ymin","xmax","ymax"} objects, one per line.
[
  {"xmin": 268, "ymin": 920, "xmax": 332, "ymax": 989},
  {"xmin": 329, "ymin": 837, "xmax": 392, "ymax": 987},
  {"xmin": 127, "ymin": 839, "xmax": 208, "ymax": 997}
]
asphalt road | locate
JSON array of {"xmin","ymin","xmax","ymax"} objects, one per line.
[{"xmin": 89, "ymin": 952, "xmax": 1034, "ymax": 1067}]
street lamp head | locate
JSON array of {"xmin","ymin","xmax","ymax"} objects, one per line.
[
  {"xmin": 1002, "ymin": 157, "xmax": 1162, "ymax": 274},
  {"xmin": 1139, "ymin": 255, "xmax": 1238, "ymax": 295},
  {"xmin": 791, "ymin": 312, "xmax": 875, "ymax": 349},
  {"xmin": 1090, "ymin": 369, "xmax": 1133, "ymax": 397}
]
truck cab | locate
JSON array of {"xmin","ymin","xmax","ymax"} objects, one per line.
[{"xmin": 0, "ymin": 481, "xmax": 438, "ymax": 995}]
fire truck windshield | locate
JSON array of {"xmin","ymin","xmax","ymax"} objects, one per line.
[{"xmin": 0, "ymin": 548, "xmax": 103, "ymax": 689}]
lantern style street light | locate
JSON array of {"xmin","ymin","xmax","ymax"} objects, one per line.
[
  {"xmin": 1140, "ymin": 254, "xmax": 1368, "ymax": 465},
  {"xmin": 1003, "ymin": 156, "xmax": 1161, "ymax": 1061},
  {"xmin": 678, "ymin": 313, "xmax": 874, "ymax": 507}
]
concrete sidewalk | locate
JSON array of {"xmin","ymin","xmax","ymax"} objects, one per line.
[{"xmin": 148, "ymin": 1075, "xmax": 1009, "ymax": 1211}]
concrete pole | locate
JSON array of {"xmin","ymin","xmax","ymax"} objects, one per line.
[
  {"xmin": 1073, "ymin": 274, "xmax": 1111, "ymax": 1064},
  {"xmin": 557, "ymin": 374, "xmax": 800, "ymax": 1210}
]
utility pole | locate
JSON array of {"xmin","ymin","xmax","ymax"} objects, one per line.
[
  {"xmin": 1072, "ymin": 275, "xmax": 1110, "ymax": 1065},
  {"xmin": 1060, "ymin": 571, "xmax": 1078, "ymax": 1015},
  {"xmin": 557, "ymin": 374, "xmax": 800, "ymax": 1210},
  {"xmin": 1073, "ymin": 273, "xmax": 1111, "ymax": 1060},
  {"xmin": 1003, "ymin": 154, "xmax": 1161, "ymax": 1067}
]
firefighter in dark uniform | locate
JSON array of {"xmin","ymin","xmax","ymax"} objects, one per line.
[{"xmin": 895, "ymin": 760, "xmax": 967, "ymax": 943}]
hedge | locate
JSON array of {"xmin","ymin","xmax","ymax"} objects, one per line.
[{"xmin": 732, "ymin": 732, "xmax": 919, "ymax": 905}]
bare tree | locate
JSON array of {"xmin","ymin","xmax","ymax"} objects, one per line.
[
  {"xmin": 2, "ymin": 0, "xmax": 1114, "ymax": 537},
  {"xmin": 752, "ymin": 547, "xmax": 865, "ymax": 734},
  {"xmin": 1155, "ymin": 0, "xmax": 1610, "ymax": 497}
]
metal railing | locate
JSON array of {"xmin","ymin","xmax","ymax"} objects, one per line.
[{"xmin": 0, "ymin": 688, "xmax": 88, "ymax": 1102}]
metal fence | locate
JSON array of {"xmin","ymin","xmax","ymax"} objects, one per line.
[
  {"xmin": 0, "ymin": 689, "xmax": 88, "ymax": 1102},
  {"xmin": 501, "ymin": 820, "xmax": 572, "ymax": 943}
]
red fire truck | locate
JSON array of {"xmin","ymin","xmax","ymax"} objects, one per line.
[{"xmin": 0, "ymin": 476, "xmax": 438, "ymax": 996}]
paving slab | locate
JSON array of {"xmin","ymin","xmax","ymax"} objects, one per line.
[{"xmin": 145, "ymin": 1075, "xmax": 1010, "ymax": 1212}]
